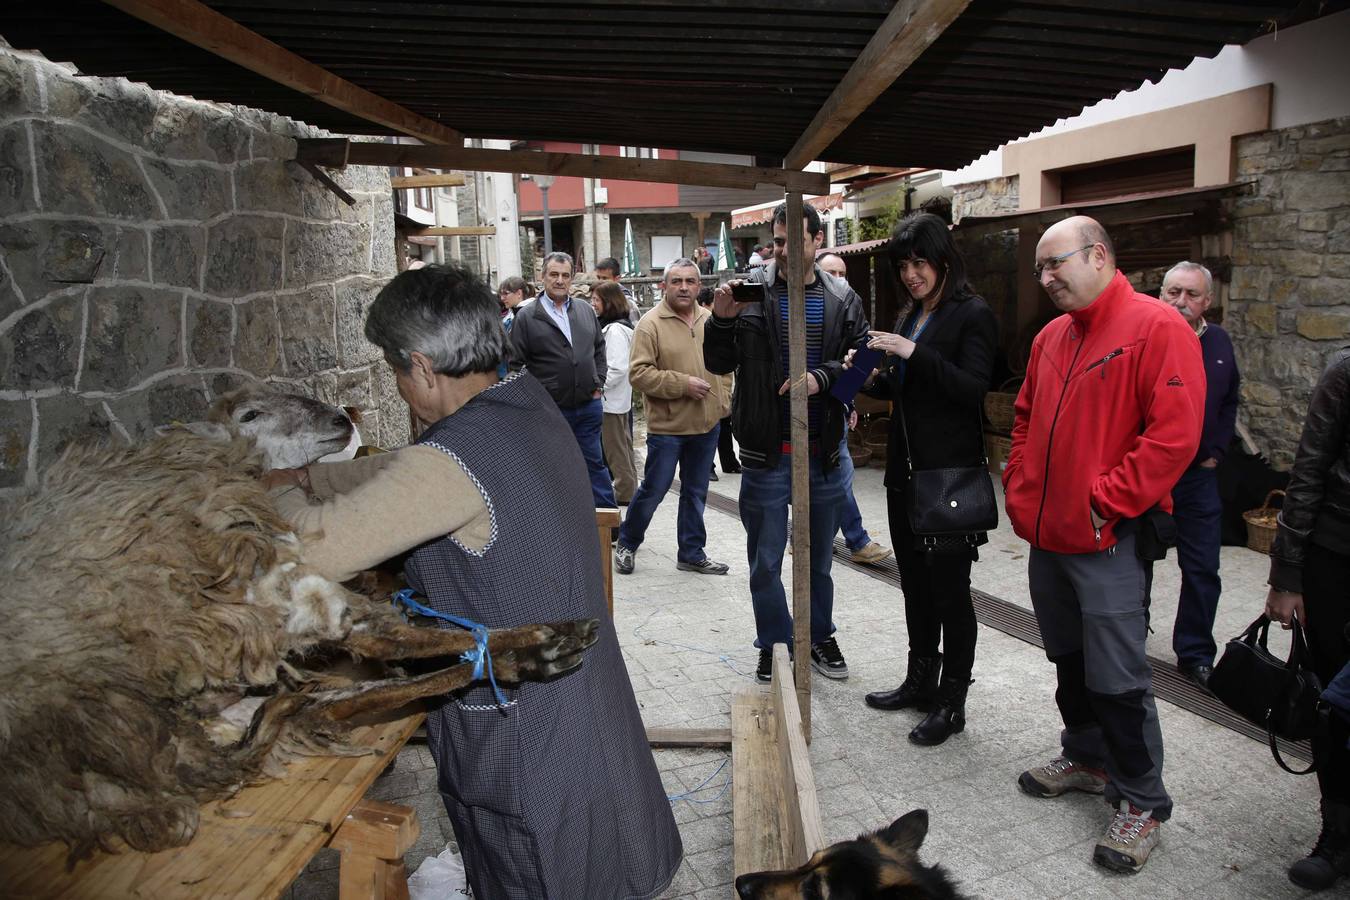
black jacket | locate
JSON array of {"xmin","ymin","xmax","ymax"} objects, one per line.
[
  {"xmin": 1270, "ymin": 348, "xmax": 1350, "ymax": 593},
  {"xmin": 509, "ymin": 295, "xmax": 607, "ymax": 409},
  {"xmin": 704, "ymin": 263, "xmax": 869, "ymax": 471},
  {"xmin": 866, "ymin": 291, "xmax": 998, "ymax": 491}
]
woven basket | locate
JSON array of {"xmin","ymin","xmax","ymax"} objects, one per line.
[
  {"xmin": 1243, "ymin": 489, "xmax": 1284, "ymax": 555},
  {"xmin": 850, "ymin": 445, "xmax": 873, "ymax": 468},
  {"xmin": 863, "ymin": 438, "xmax": 888, "ymax": 466},
  {"xmin": 984, "ymin": 378, "xmax": 1022, "ymax": 433}
]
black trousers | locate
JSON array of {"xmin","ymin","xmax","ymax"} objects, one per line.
[
  {"xmin": 1304, "ymin": 542, "xmax": 1350, "ymax": 804},
  {"xmin": 716, "ymin": 414, "xmax": 739, "ymax": 470},
  {"xmin": 887, "ymin": 488, "xmax": 978, "ymax": 684}
]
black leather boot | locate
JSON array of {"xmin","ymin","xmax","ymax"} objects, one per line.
[
  {"xmin": 1289, "ymin": 799, "xmax": 1350, "ymax": 890},
  {"xmin": 864, "ymin": 653, "xmax": 940, "ymax": 711},
  {"xmin": 908, "ymin": 676, "xmax": 969, "ymax": 746}
]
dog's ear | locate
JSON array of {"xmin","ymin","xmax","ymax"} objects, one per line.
[{"xmin": 881, "ymin": 808, "xmax": 929, "ymax": 854}]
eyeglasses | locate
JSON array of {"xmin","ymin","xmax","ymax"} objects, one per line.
[{"xmin": 1034, "ymin": 244, "xmax": 1095, "ymax": 279}]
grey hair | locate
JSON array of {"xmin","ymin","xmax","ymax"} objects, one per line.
[
  {"xmin": 364, "ymin": 264, "xmax": 506, "ymax": 376},
  {"xmin": 541, "ymin": 251, "xmax": 574, "ymax": 274},
  {"xmin": 1163, "ymin": 260, "xmax": 1214, "ymax": 297},
  {"xmin": 661, "ymin": 257, "xmax": 698, "ymax": 279}
]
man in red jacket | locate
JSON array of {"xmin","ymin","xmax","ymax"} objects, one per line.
[{"xmin": 1003, "ymin": 216, "xmax": 1205, "ymax": 875}]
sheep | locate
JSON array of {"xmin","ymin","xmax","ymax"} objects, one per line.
[{"xmin": 0, "ymin": 385, "xmax": 598, "ymax": 862}]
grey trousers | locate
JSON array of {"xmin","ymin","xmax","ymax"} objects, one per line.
[{"xmin": 1029, "ymin": 531, "xmax": 1172, "ymax": 820}]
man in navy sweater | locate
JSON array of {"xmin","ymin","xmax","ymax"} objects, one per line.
[{"xmin": 1161, "ymin": 261, "xmax": 1240, "ymax": 688}]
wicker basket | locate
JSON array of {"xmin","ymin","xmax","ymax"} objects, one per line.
[
  {"xmin": 1243, "ymin": 489, "xmax": 1284, "ymax": 555},
  {"xmin": 850, "ymin": 445, "xmax": 873, "ymax": 468},
  {"xmin": 863, "ymin": 438, "xmax": 888, "ymax": 466},
  {"xmin": 984, "ymin": 378, "xmax": 1022, "ymax": 433},
  {"xmin": 984, "ymin": 431, "xmax": 1012, "ymax": 475}
]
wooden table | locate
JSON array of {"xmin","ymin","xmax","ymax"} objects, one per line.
[{"xmin": 0, "ymin": 711, "xmax": 426, "ymax": 899}]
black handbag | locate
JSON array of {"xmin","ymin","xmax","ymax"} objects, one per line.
[
  {"xmin": 898, "ymin": 402, "xmax": 998, "ymax": 550},
  {"xmin": 1210, "ymin": 613, "xmax": 1324, "ymax": 775}
]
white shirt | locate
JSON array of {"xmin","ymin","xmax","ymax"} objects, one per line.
[
  {"xmin": 600, "ymin": 322, "xmax": 635, "ymax": 414},
  {"xmin": 540, "ymin": 294, "xmax": 573, "ymax": 345}
]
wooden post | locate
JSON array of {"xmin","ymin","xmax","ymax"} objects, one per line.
[
  {"xmin": 785, "ymin": 191, "xmax": 811, "ymax": 742},
  {"xmin": 328, "ymin": 798, "xmax": 419, "ymax": 900}
]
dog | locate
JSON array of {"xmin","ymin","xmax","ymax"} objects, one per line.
[{"xmin": 734, "ymin": 810, "xmax": 968, "ymax": 900}]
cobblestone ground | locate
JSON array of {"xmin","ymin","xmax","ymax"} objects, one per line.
[{"xmin": 288, "ymin": 451, "xmax": 1321, "ymax": 900}]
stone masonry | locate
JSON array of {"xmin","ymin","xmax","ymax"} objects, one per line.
[
  {"xmin": 0, "ymin": 44, "xmax": 405, "ymax": 493},
  {"xmin": 1227, "ymin": 115, "xmax": 1350, "ymax": 468}
]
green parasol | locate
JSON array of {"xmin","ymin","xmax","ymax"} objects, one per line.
[
  {"xmin": 715, "ymin": 221, "xmax": 736, "ymax": 272},
  {"xmin": 622, "ymin": 218, "xmax": 642, "ymax": 277}
]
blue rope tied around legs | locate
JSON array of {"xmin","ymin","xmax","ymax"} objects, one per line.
[{"xmin": 392, "ymin": 588, "xmax": 508, "ymax": 707}]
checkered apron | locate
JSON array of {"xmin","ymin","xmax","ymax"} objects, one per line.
[{"xmin": 406, "ymin": 372, "xmax": 682, "ymax": 900}]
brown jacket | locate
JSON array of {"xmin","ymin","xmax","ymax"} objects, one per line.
[{"xmin": 628, "ymin": 300, "xmax": 731, "ymax": 435}]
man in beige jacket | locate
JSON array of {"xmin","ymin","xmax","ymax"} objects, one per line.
[{"xmin": 615, "ymin": 258, "xmax": 733, "ymax": 576}]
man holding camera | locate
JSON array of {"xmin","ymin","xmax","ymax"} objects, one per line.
[
  {"xmin": 705, "ymin": 202, "xmax": 869, "ymax": 684},
  {"xmin": 1003, "ymin": 216, "xmax": 1205, "ymax": 875}
]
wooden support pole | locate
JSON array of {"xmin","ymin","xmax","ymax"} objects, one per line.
[
  {"xmin": 391, "ymin": 173, "xmax": 468, "ymax": 189},
  {"xmin": 296, "ymin": 139, "xmax": 830, "ymax": 195},
  {"xmin": 783, "ymin": 0, "xmax": 971, "ymax": 170},
  {"xmin": 101, "ymin": 0, "xmax": 462, "ymax": 145},
  {"xmin": 784, "ymin": 191, "xmax": 811, "ymax": 742}
]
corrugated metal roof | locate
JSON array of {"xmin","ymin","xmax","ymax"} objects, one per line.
[{"xmin": 0, "ymin": 1, "xmax": 1339, "ymax": 170}]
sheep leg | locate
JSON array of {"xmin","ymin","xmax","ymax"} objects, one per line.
[{"xmin": 342, "ymin": 616, "xmax": 601, "ymax": 664}]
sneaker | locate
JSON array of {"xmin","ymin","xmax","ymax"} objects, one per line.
[
  {"xmin": 810, "ymin": 638, "xmax": 849, "ymax": 679},
  {"xmin": 1093, "ymin": 801, "xmax": 1161, "ymax": 874},
  {"xmin": 1018, "ymin": 756, "xmax": 1108, "ymax": 798},
  {"xmin": 850, "ymin": 541, "xmax": 894, "ymax": 566},
  {"xmin": 676, "ymin": 557, "xmax": 729, "ymax": 575},
  {"xmin": 614, "ymin": 545, "xmax": 635, "ymax": 575},
  {"xmin": 756, "ymin": 648, "xmax": 773, "ymax": 684}
]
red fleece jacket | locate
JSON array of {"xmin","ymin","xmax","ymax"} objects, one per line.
[{"xmin": 1003, "ymin": 271, "xmax": 1206, "ymax": 554}]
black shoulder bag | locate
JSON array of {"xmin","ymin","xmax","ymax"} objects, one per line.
[
  {"xmin": 898, "ymin": 401, "xmax": 999, "ymax": 553},
  {"xmin": 1209, "ymin": 613, "xmax": 1324, "ymax": 775}
]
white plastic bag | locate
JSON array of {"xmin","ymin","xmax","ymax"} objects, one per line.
[{"xmin": 407, "ymin": 843, "xmax": 469, "ymax": 900}]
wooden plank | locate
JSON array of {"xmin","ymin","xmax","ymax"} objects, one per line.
[
  {"xmin": 731, "ymin": 686, "xmax": 786, "ymax": 879},
  {"xmin": 101, "ymin": 0, "xmax": 462, "ymax": 145},
  {"xmin": 329, "ymin": 799, "xmax": 419, "ymax": 861},
  {"xmin": 783, "ymin": 0, "xmax": 970, "ymax": 170},
  {"xmin": 645, "ymin": 727, "xmax": 732, "ymax": 748},
  {"xmin": 391, "ymin": 174, "xmax": 466, "ymax": 189},
  {"xmin": 784, "ymin": 191, "xmax": 812, "ymax": 736},
  {"xmin": 295, "ymin": 140, "xmax": 830, "ymax": 195},
  {"xmin": 771, "ymin": 645, "xmax": 825, "ymax": 864},
  {"xmin": 405, "ymin": 226, "xmax": 497, "ymax": 237},
  {"xmin": 0, "ymin": 712, "xmax": 424, "ymax": 899}
]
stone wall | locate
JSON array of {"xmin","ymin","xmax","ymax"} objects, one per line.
[
  {"xmin": 0, "ymin": 45, "xmax": 405, "ymax": 493},
  {"xmin": 950, "ymin": 175, "xmax": 1020, "ymax": 224},
  {"xmin": 1226, "ymin": 115, "xmax": 1350, "ymax": 468}
]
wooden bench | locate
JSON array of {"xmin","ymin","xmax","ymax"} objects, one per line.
[
  {"xmin": 0, "ymin": 712, "xmax": 425, "ymax": 899},
  {"xmin": 731, "ymin": 644, "xmax": 825, "ymax": 878}
]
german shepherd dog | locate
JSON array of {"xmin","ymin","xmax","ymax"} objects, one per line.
[{"xmin": 734, "ymin": 810, "xmax": 969, "ymax": 900}]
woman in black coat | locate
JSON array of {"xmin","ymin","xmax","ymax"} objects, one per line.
[
  {"xmin": 862, "ymin": 213, "xmax": 998, "ymax": 746},
  {"xmin": 1264, "ymin": 348, "xmax": 1350, "ymax": 891}
]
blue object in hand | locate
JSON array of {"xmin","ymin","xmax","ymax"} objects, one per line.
[{"xmin": 830, "ymin": 346, "xmax": 883, "ymax": 405}]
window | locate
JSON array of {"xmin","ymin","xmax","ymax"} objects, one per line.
[
  {"xmin": 650, "ymin": 235, "xmax": 683, "ymax": 270},
  {"xmin": 620, "ymin": 147, "xmax": 660, "ymax": 159},
  {"xmin": 413, "ymin": 186, "xmax": 433, "ymax": 212}
]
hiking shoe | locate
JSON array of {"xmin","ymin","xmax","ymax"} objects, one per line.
[
  {"xmin": 614, "ymin": 545, "xmax": 635, "ymax": 575},
  {"xmin": 1093, "ymin": 801, "xmax": 1161, "ymax": 874},
  {"xmin": 850, "ymin": 541, "xmax": 894, "ymax": 566},
  {"xmin": 676, "ymin": 557, "xmax": 729, "ymax": 575},
  {"xmin": 756, "ymin": 648, "xmax": 773, "ymax": 684},
  {"xmin": 1018, "ymin": 756, "xmax": 1108, "ymax": 798},
  {"xmin": 810, "ymin": 638, "xmax": 849, "ymax": 679}
]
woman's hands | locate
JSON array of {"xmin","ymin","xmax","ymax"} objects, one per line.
[
  {"xmin": 867, "ymin": 330, "xmax": 917, "ymax": 360},
  {"xmin": 1264, "ymin": 587, "xmax": 1307, "ymax": 629}
]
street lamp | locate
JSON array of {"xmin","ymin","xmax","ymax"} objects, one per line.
[{"xmin": 533, "ymin": 174, "xmax": 556, "ymax": 255}]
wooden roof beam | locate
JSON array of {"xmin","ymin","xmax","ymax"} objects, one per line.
[
  {"xmin": 295, "ymin": 139, "xmax": 831, "ymax": 194},
  {"xmin": 783, "ymin": 0, "xmax": 971, "ymax": 171},
  {"xmin": 100, "ymin": 0, "xmax": 463, "ymax": 145}
]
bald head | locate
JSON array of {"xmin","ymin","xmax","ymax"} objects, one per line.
[
  {"xmin": 1036, "ymin": 216, "xmax": 1116, "ymax": 312},
  {"xmin": 818, "ymin": 253, "xmax": 847, "ymax": 283}
]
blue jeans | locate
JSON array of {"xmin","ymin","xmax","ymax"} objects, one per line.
[
  {"xmin": 1171, "ymin": 466, "xmax": 1223, "ymax": 667},
  {"xmin": 739, "ymin": 452, "xmax": 846, "ymax": 648},
  {"xmin": 838, "ymin": 438, "xmax": 871, "ymax": 552},
  {"xmin": 618, "ymin": 427, "xmax": 720, "ymax": 563},
  {"xmin": 559, "ymin": 398, "xmax": 617, "ymax": 508}
]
